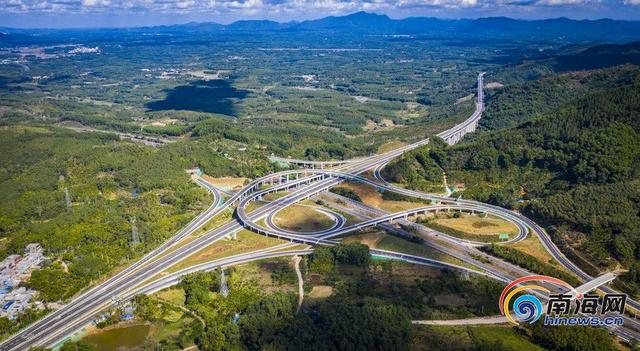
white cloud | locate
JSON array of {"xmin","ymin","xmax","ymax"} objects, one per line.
[
  {"xmin": 82, "ymin": 0, "xmax": 111, "ymax": 6},
  {"xmin": 536, "ymin": 0, "xmax": 588, "ymax": 5},
  {"xmin": 0, "ymin": 0, "xmax": 630, "ymax": 17},
  {"xmin": 461, "ymin": 0, "xmax": 478, "ymax": 7},
  {"xmin": 175, "ymin": 0, "xmax": 195, "ymax": 9}
]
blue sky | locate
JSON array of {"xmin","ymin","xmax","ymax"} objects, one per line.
[{"xmin": 1, "ymin": 0, "xmax": 640, "ymax": 28}]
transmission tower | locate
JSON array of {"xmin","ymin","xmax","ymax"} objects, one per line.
[
  {"xmin": 64, "ymin": 187, "xmax": 72, "ymax": 209},
  {"xmin": 220, "ymin": 269, "xmax": 229, "ymax": 297},
  {"xmin": 131, "ymin": 217, "xmax": 140, "ymax": 246}
]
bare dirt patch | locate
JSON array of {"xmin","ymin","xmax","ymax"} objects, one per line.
[
  {"xmin": 308, "ymin": 285, "xmax": 333, "ymax": 299},
  {"xmin": 342, "ymin": 231, "xmax": 385, "ymax": 248},
  {"xmin": 149, "ymin": 119, "xmax": 179, "ymax": 127},
  {"xmin": 362, "ymin": 118, "xmax": 402, "ymax": 132},
  {"xmin": 455, "ymin": 94, "xmax": 474, "ymax": 105},
  {"xmin": 485, "ymin": 82, "xmax": 504, "ymax": 89},
  {"xmin": 202, "ymin": 175, "xmax": 248, "ymax": 191}
]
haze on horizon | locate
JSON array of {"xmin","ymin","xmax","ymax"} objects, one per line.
[{"xmin": 1, "ymin": 0, "xmax": 640, "ymax": 29}]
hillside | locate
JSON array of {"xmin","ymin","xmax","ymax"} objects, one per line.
[
  {"xmin": 479, "ymin": 43, "xmax": 640, "ymax": 131},
  {"xmin": 482, "ymin": 65, "xmax": 640, "ymax": 130},
  {"xmin": 385, "ymin": 68, "xmax": 640, "ymax": 292}
]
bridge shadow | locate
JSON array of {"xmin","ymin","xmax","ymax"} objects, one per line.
[{"xmin": 146, "ymin": 79, "xmax": 248, "ymax": 117}]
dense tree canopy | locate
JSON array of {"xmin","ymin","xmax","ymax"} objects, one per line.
[{"xmin": 385, "ymin": 66, "xmax": 640, "ymax": 292}]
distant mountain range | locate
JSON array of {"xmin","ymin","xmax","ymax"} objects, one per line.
[
  {"xmin": 3, "ymin": 12, "xmax": 640, "ymax": 43},
  {"xmin": 148, "ymin": 12, "xmax": 640, "ymax": 40}
]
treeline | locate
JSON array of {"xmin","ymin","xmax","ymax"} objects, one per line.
[
  {"xmin": 380, "ymin": 137, "xmax": 447, "ymax": 193},
  {"xmin": 237, "ymin": 294, "xmax": 412, "ymax": 351},
  {"xmin": 329, "ymin": 187, "xmax": 362, "ymax": 202},
  {"xmin": 308, "ymin": 243, "xmax": 370, "ymax": 273},
  {"xmin": 480, "ymin": 244, "xmax": 580, "ymax": 286}
]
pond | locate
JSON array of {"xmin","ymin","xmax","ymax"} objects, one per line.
[{"xmin": 83, "ymin": 323, "xmax": 151, "ymax": 351}]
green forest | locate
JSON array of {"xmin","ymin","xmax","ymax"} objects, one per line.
[
  {"xmin": 384, "ymin": 65, "xmax": 640, "ymax": 293},
  {"xmin": 0, "ymin": 124, "xmax": 277, "ymax": 336}
]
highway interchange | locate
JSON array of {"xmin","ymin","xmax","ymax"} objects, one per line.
[{"xmin": 2, "ymin": 72, "xmax": 640, "ymax": 349}]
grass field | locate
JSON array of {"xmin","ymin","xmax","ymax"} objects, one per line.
[
  {"xmin": 375, "ymin": 234, "xmax": 478, "ymax": 269},
  {"xmin": 201, "ymin": 175, "xmax": 248, "ymax": 191},
  {"xmin": 509, "ymin": 233, "xmax": 559, "ymax": 265},
  {"xmin": 165, "ymin": 230, "xmax": 285, "ymax": 273},
  {"xmin": 342, "ymin": 231, "xmax": 385, "ymax": 247},
  {"xmin": 270, "ymin": 243, "xmax": 310, "ymax": 252},
  {"xmin": 263, "ymin": 191, "xmax": 289, "ymax": 201},
  {"xmin": 274, "ymin": 205, "xmax": 336, "ymax": 232},
  {"xmin": 334, "ymin": 181, "xmax": 425, "ymax": 212},
  {"xmin": 193, "ymin": 208, "xmax": 234, "ymax": 236},
  {"xmin": 377, "ymin": 140, "xmax": 408, "ymax": 154},
  {"xmin": 345, "ymin": 231, "xmax": 477, "ymax": 270},
  {"xmin": 154, "ymin": 288, "xmax": 186, "ymax": 307},
  {"xmin": 433, "ymin": 215, "xmax": 518, "ymax": 236},
  {"xmin": 307, "ymin": 285, "xmax": 333, "ymax": 299},
  {"xmin": 244, "ymin": 200, "xmax": 268, "ymax": 213}
]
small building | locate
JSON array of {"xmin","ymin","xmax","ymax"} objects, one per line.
[
  {"xmin": 0, "ymin": 287, "xmax": 36, "ymax": 320},
  {"xmin": 0, "ymin": 243, "xmax": 45, "ymax": 319},
  {"xmin": 0, "ymin": 255, "xmax": 21, "ymax": 272}
]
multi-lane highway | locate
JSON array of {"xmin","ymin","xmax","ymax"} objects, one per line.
[{"xmin": 3, "ymin": 72, "xmax": 637, "ymax": 349}]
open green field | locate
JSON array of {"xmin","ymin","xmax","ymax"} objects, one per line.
[
  {"xmin": 164, "ymin": 230, "xmax": 285, "ymax": 273},
  {"xmin": 334, "ymin": 181, "xmax": 426, "ymax": 212},
  {"xmin": 274, "ymin": 205, "xmax": 336, "ymax": 232},
  {"xmin": 433, "ymin": 215, "xmax": 518, "ymax": 236},
  {"xmin": 344, "ymin": 231, "xmax": 477, "ymax": 270},
  {"xmin": 419, "ymin": 214, "xmax": 517, "ymax": 243}
]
